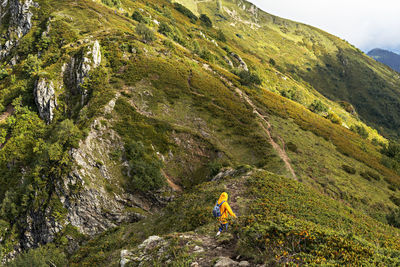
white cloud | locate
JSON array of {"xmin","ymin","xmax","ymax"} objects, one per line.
[{"xmin": 249, "ymin": 0, "xmax": 400, "ymax": 53}]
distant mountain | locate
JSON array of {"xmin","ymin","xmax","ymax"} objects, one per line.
[{"xmin": 368, "ymin": 48, "xmax": 400, "ymax": 72}]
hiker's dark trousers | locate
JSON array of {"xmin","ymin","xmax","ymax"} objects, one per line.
[{"xmin": 219, "ymin": 223, "xmax": 228, "ymax": 232}]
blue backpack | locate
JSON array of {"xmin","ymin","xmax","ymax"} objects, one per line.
[{"xmin": 212, "ymin": 201, "xmax": 225, "ymax": 218}]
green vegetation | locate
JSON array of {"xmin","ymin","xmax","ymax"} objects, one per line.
[
  {"xmin": 309, "ymin": 99, "xmax": 328, "ymax": 114},
  {"xmin": 136, "ymin": 23, "xmax": 156, "ymax": 43},
  {"xmin": 236, "ymin": 70, "xmax": 262, "ymax": 86},
  {"xmin": 7, "ymin": 244, "xmax": 67, "ymax": 267},
  {"xmin": 101, "ymin": 0, "xmax": 120, "ymax": 8},
  {"xmin": 131, "ymin": 10, "xmax": 145, "ymax": 23},
  {"xmin": 173, "ymin": 2, "xmax": 197, "ymax": 23},
  {"xmin": 233, "ymin": 171, "xmax": 400, "ymax": 265},
  {"xmin": 124, "ymin": 140, "xmax": 164, "ymax": 192},
  {"xmin": 2, "ymin": 0, "xmax": 400, "ymax": 265},
  {"xmin": 351, "ymin": 124, "xmax": 369, "ymax": 139},
  {"xmin": 200, "ymin": 14, "xmax": 212, "ymax": 27}
]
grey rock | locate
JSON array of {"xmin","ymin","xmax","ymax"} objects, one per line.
[
  {"xmin": 34, "ymin": 78, "xmax": 57, "ymax": 123},
  {"xmin": 223, "ymin": 56, "xmax": 234, "ymax": 68},
  {"xmin": 120, "ymin": 249, "xmax": 133, "ymax": 267},
  {"xmin": 212, "ymin": 168, "xmax": 236, "ymax": 181},
  {"xmin": 20, "ymin": 206, "xmax": 63, "ymax": 250},
  {"xmin": 214, "ymin": 257, "xmax": 239, "ymax": 267},
  {"xmin": 92, "ymin": 40, "xmax": 101, "ymax": 68},
  {"xmin": 193, "ymin": 245, "xmax": 204, "ymax": 253},
  {"xmin": 230, "ymin": 52, "xmax": 248, "ymax": 72},
  {"xmin": 239, "ymin": 261, "xmax": 250, "ymax": 267},
  {"xmin": 138, "ymin": 235, "xmax": 163, "ymax": 251}
]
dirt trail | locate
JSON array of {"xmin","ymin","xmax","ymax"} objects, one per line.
[
  {"xmin": 234, "ymin": 88, "xmax": 298, "ymax": 180},
  {"xmin": 199, "ymin": 63, "xmax": 297, "ymax": 180},
  {"xmin": 161, "ymin": 170, "xmax": 182, "ymax": 192}
]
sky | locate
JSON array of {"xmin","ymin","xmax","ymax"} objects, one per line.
[{"xmin": 250, "ymin": 0, "xmax": 400, "ymax": 54}]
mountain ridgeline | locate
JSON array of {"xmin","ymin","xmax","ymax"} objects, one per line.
[
  {"xmin": 368, "ymin": 48, "xmax": 400, "ymax": 73},
  {"xmin": 1, "ymin": 0, "xmax": 400, "ymax": 266}
]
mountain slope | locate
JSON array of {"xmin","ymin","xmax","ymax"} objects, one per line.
[
  {"xmin": 1, "ymin": 0, "xmax": 400, "ymax": 266},
  {"xmin": 177, "ymin": 0, "xmax": 400, "ymax": 137},
  {"xmin": 368, "ymin": 48, "xmax": 400, "ymax": 73}
]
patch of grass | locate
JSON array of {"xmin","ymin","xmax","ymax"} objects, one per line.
[{"xmin": 233, "ymin": 170, "xmax": 400, "ymax": 265}]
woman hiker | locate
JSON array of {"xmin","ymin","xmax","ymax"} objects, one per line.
[{"xmin": 214, "ymin": 192, "xmax": 237, "ymax": 236}]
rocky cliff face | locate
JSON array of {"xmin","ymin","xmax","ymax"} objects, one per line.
[
  {"xmin": 34, "ymin": 78, "xmax": 57, "ymax": 123},
  {"xmin": 64, "ymin": 40, "xmax": 102, "ymax": 105},
  {"xmin": 58, "ymin": 95, "xmax": 150, "ymax": 236},
  {"xmin": 0, "ymin": 0, "xmax": 38, "ymax": 58}
]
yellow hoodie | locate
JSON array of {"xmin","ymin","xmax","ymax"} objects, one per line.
[{"xmin": 217, "ymin": 192, "xmax": 236, "ymax": 224}]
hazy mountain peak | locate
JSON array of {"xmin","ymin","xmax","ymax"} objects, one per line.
[{"xmin": 368, "ymin": 48, "xmax": 400, "ymax": 72}]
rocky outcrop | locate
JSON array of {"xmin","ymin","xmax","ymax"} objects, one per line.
[
  {"xmin": 58, "ymin": 171, "xmax": 146, "ymax": 236},
  {"xmin": 118, "ymin": 232, "xmax": 257, "ymax": 267},
  {"xmin": 56, "ymin": 94, "xmax": 152, "ymax": 236},
  {"xmin": 230, "ymin": 52, "xmax": 248, "ymax": 71},
  {"xmin": 34, "ymin": 78, "xmax": 57, "ymax": 123},
  {"xmin": 0, "ymin": 0, "xmax": 38, "ymax": 58},
  {"xmin": 21, "ymin": 208, "xmax": 63, "ymax": 249},
  {"xmin": 64, "ymin": 40, "xmax": 102, "ymax": 104}
]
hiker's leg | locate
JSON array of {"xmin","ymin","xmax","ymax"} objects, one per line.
[{"xmin": 219, "ymin": 223, "xmax": 228, "ymax": 232}]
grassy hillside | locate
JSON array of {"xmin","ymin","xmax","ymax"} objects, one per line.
[
  {"xmin": 1, "ymin": 0, "xmax": 400, "ymax": 266},
  {"xmin": 177, "ymin": 0, "xmax": 400, "ymax": 138}
]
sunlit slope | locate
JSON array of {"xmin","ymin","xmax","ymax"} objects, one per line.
[{"xmin": 177, "ymin": 0, "xmax": 400, "ymax": 137}]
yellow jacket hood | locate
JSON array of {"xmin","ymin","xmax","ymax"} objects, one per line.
[{"xmin": 218, "ymin": 192, "xmax": 228, "ymax": 204}]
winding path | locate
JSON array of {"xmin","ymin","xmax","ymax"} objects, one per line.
[{"xmin": 234, "ymin": 88, "xmax": 298, "ymax": 180}]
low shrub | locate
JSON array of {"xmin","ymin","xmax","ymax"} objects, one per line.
[
  {"xmin": 390, "ymin": 196, "xmax": 400, "ymax": 207},
  {"xmin": 200, "ymin": 49, "xmax": 214, "ymax": 62},
  {"xmin": 101, "ymin": 0, "xmax": 120, "ymax": 8},
  {"xmin": 200, "ymin": 14, "xmax": 212, "ymax": 27},
  {"xmin": 387, "ymin": 209, "xmax": 400, "ymax": 228},
  {"xmin": 280, "ymin": 89, "xmax": 302, "ymax": 102},
  {"xmin": 124, "ymin": 140, "xmax": 165, "ymax": 192},
  {"xmin": 208, "ymin": 160, "xmax": 223, "ymax": 178},
  {"xmin": 308, "ymin": 99, "xmax": 328, "ymax": 114},
  {"xmin": 0, "ymin": 68, "xmax": 8, "ymax": 80},
  {"xmin": 7, "ymin": 244, "xmax": 67, "ymax": 267},
  {"xmin": 326, "ymin": 112, "xmax": 342, "ymax": 125},
  {"xmin": 132, "ymin": 10, "xmax": 145, "ymax": 23},
  {"xmin": 236, "ymin": 70, "xmax": 262, "ymax": 86},
  {"xmin": 360, "ymin": 171, "xmax": 380, "ymax": 181},
  {"xmin": 158, "ymin": 21, "xmax": 172, "ymax": 36},
  {"xmin": 286, "ymin": 142, "xmax": 298, "ymax": 153},
  {"xmin": 136, "ymin": 23, "xmax": 156, "ymax": 43},
  {"xmin": 342, "ymin": 164, "xmax": 356, "ymax": 174},
  {"xmin": 350, "ymin": 124, "xmax": 369, "ymax": 139},
  {"xmin": 173, "ymin": 3, "xmax": 197, "ymax": 23},
  {"xmin": 22, "ymin": 54, "xmax": 42, "ymax": 77},
  {"xmin": 216, "ymin": 29, "xmax": 226, "ymax": 42}
]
